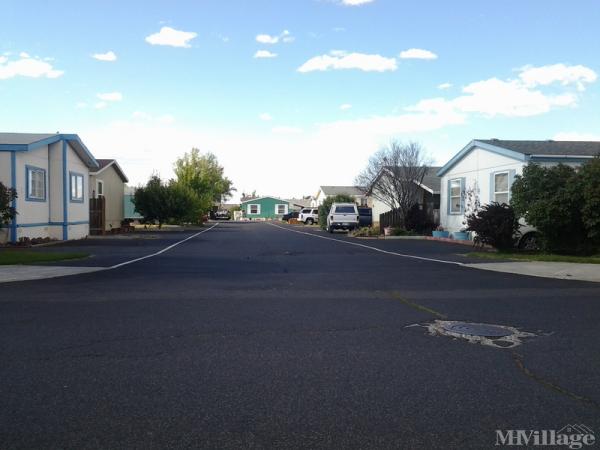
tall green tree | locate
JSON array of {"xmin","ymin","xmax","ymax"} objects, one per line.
[{"xmin": 174, "ymin": 149, "xmax": 234, "ymax": 212}]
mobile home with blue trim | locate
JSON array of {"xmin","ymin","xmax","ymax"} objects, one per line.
[
  {"xmin": 437, "ymin": 139, "xmax": 600, "ymax": 235},
  {"xmin": 0, "ymin": 133, "xmax": 99, "ymax": 243}
]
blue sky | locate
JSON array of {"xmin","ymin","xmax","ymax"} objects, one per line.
[{"xmin": 1, "ymin": 0, "xmax": 599, "ymax": 200}]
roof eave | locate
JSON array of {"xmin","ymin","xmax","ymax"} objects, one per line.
[{"xmin": 437, "ymin": 140, "xmax": 526, "ymax": 176}]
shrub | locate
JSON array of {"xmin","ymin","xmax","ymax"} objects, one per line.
[
  {"xmin": 580, "ymin": 157, "xmax": 600, "ymax": 244},
  {"xmin": 466, "ymin": 202, "xmax": 520, "ymax": 250},
  {"xmin": 351, "ymin": 227, "xmax": 380, "ymax": 237},
  {"xmin": 511, "ymin": 163, "xmax": 590, "ymax": 253},
  {"xmin": 0, "ymin": 181, "xmax": 17, "ymax": 226},
  {"xmin": 391, "ymin": 227, "xmax": 417, "ymax": 236},
  {"xmin": 318, "ymin": 194, "xmax": 355, "ymax": 230},
  {"xmin": 404, "ymin": 204, "xmax": 434, "ymax": 234}
]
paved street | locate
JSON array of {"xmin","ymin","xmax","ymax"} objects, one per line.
[{"xmin": 1, "ymin": 221, "xmax": 599, "ymax": 449}]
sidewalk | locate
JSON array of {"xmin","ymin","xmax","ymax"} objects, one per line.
[
  {"xmin": 464, "ymin": 261, "xmax": 600, "ymax": 283},
  {"xmin": 0, "ymin": 265, "xmax": 103, "ymax": 283}
]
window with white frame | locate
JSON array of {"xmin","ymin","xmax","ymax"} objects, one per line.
[
  {"xmin": 96, "ymin": 180, "xmax": 104, "ymax": 197},
  {"xmin": 494, "ymin": 172, "xmax": 509, "ymax": 204},
  {"xmin": 248, "ymin": 204, "xmax": 260, "ymax": 214},
  {"xmin": 26, "ymin": 166, "xmax": 46, "ymax": 201},
  {"xmin": 449, "ymin": 179, "xmax": 462, "ymax": 214},
  {"xmin": 70, "ymin": 172, "xmax": 84, "ymax": 202},
  {"xmin": 276, "ymin": 204, "xmax": 287, "ymax": 215}
]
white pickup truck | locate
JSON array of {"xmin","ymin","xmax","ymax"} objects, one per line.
[{"xmin": 327, "ymin": 203, "xmax": 359, "ymax": 233}]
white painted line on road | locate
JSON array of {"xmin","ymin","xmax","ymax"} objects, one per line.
[
  {"xmin": 267, "ymin": 222, "xmax": 464, "ymax": 267},
  {"xmin": 109, "ymin": 223, "xmax": 219, "ymax": 270}
]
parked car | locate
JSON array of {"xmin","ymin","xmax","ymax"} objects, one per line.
[
  {"xmin": 358, "ymin": 207, "xmax": 372, "ymax": 228},
  {"xmin": 282, "ymin": 211, "xmax": 299, "ymax": 222},
  {"xmin": 299, "ymin": 208, "xmax": 319, "ymax": 225},
  {"xmin": 214, "ymin": 209, "xmax": 231, "ymax": 220},
  {"xmin": 516, "ymin": 222, "xmax": 540, "ymax": 250},
  {"xmin": 327, "ymin": 203, "xmax": 359, "ymax": 233}
]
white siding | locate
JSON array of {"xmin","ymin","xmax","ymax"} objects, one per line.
[
  {"xmin": 16, "ymin": 146, "xmax": 50, "ymax": 225},
  {"xmin": 440, "ymin": 147, "xmax": 524, "ymax": 233}
]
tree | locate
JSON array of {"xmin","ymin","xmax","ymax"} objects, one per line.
[
  {"xmin": 174, "ymin": 149, "xmax": 234, "ymax": 213},
  {"xmin": 511, "ymin": 163, "xmax": 589, "ymax": 253},
  {"xmin": 133, "ymin": 175, "xmax": 204, "ymax": 227},
  {"xmin": 356, "ymin": 141, "xmax": 431, "ymax": 225},
  {"xmin": 318, "ymin": 194, "xmax": 354, "ymax": 230},
  {"xmin": 580, "ymin": 157, "xmax": 600, "ymax": 243},
  {"xmin": 0, "ymin": 181, "xmax": 17, "ymax": 226},
  {"xmin": 132, "ymin": 175, "xmax": 172, "ymax": 228}
]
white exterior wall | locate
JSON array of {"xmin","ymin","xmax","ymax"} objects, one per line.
[
  {"xmin": 0, "ymin": 153, "xmax": 10, "ymax": 185},
  {"xmin": 440, "ymin": 147, "xmax": 524, "ymax": 233},
  {"xmin": 370, "ymin": 198, "xmax": 391, "ymax": 225},
  {"xmin": 48, "ymin": 142, "xmax": 64, "ymax": 239}
]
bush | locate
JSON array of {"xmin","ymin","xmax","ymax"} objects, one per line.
[
  {"xmin": 404, "ymin": 204, "xmax": 434, "ymax": 234},
  {"xmin": 390, "ymin": 227, "xmax": 417, "ymax": 236},
  {"xmin": 580, "ymin": 157, "xmax": 600, "ymax": 244},
  {"xmin": 511, "ymin": 163, "xmax": 590, "ymax": 253},
  {"xmin": 466, "ymin": 202, "xmax": 520, "ymax": 250},
  {"xmin": 351, "ymin": 227, "xmax": 380, "ymax": 237},
  {"xmin": 318, "ymin": 194, "xmax": 355, "ymax": 230},
  {"xmin": 0, "ymin": 181, "xmax": 17, "ymax": 226}
]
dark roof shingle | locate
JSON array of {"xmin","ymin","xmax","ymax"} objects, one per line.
[{"xmin": 478, "ymin": 139, "xmax": 600, "ymax": 157}]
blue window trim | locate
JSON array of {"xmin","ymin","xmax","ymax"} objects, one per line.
[
  {"xmin": 490, "ymin": 169, "xmax": 516, "ymax": 203},
  {"xmin": 447, "ymin": 177, "xmax": 465, "ymax": 215},
  {"xmin": 69, "ymin": 171, "xmax": 85, "ymax": 203},
  {"xmin": 25, "ymin": 165, "xmax": 47, "ymax": 202}
]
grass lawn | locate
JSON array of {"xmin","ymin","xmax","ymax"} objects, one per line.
[
  {"xmin": 467, "ymin": 251, "xmax": 600, "ymax": 264},
  {"xmin": 0, "ymin": 250, "xmax": 89, "ymax": 265}
]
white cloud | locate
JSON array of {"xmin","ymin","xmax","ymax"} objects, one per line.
[
  {"xmin": 97, "ymin": 92, "xmax": 123, "ymax": 102},
  {"xmin": 0, "ymin": 55, "xmax": 64, "ymax": 80},
  {"xmin": 19, "ymin": 52, "xmax": 30, "ymax": 58},
  {"xmin": 399, "ymin": 48, "xmax": 438, "ymax": 60},
  {"xmin": 298, "ymin": 51, "xmax": 397, "ymax": 73},
  {"xmin": 256, "ymin": 34, "xmax": 279, "ymax": 44},
  {"xmin": 437, "ymin": 82, "xmax": 452, "ymax": 90},
  {"xmin": 92, "ymin": 51, "xmax": 117, "ymax": 62},
  {"xmin": 256, "ymin": 30, "xmax": 294, "ymax": 45},
  {"xmin": 406, "ymin": 63, "xmax": 596, "ymax": 119},
  {"xmin": 553, "ymin": 132, "xmax": 600, "ymax": 141},
  {"xmin": 340, "ymin": 0, "xmax": 375, "ymax": 5},
  {"xmin": 272, "ymin": 126, "xmax": 303, "ymax": 134},
  {"xmin": 145, "ymin": 26, "xmax": 197, "ymax": 48},
  {"xmin": 340, "ymin": 103, "xmax": 352, "ymax": 110},
  {"xmin": 94, "ymin": 102, "xmax": 107, "ymax": 110},
  {"xmin": 519, "ymin": 63, "xmax": 597, "ymax": 91},
  {"xmin": 259, "ymin": 113, "xmax": 273, "ymax": 121},
  {"xmin": 254, "ymin": 50, "xmax": 277, "ymax": 59}
]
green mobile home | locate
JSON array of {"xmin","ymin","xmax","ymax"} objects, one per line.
[{"xmin": 240, "ymin": 197, "xmax": 290, "ymax": 220}]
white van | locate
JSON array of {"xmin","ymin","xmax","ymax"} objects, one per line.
[{"xmin": 327, "ymin": 203, "xmax": 359, "ymax": 233}]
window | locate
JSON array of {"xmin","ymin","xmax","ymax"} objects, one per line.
[
  {"xmin": 449, "ymin": 179, "xmax": 462, "ymax": 214},
  {"xmin": 248, "ymin": 204, "xmax": 260, "ymax": 214},
  {"xmin": 494, "ymin": 172, "xmax": 509, "ymax": 204},
  {"xmin": 276, "ymin": 204, "xmax": 287, "ymax": 215},
  {"xmin": 301, "ymin": 208, "xmax": 311, "ymax": 214},
  {"xmin": 312, "ymin": 209, "xmax": 318, "ymax": 214},
  {"xmin": 26, "ymin": 166, "xmax": 46, "ymax": 201},
  {"xmin": 335, "ymin": 206, "xmax": 356, "ymax": 214},
  {"xmin": 96, "ymin": 180, "xmax": 104, "ymax": 197},
  {"xmin": 70, "ymin": 172, "xmax": 84, "ymax": 202}
]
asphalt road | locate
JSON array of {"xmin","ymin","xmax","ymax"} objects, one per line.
[{"xmin": 1, "ymin": 221, "xmax": 599, "ymax": 449}]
